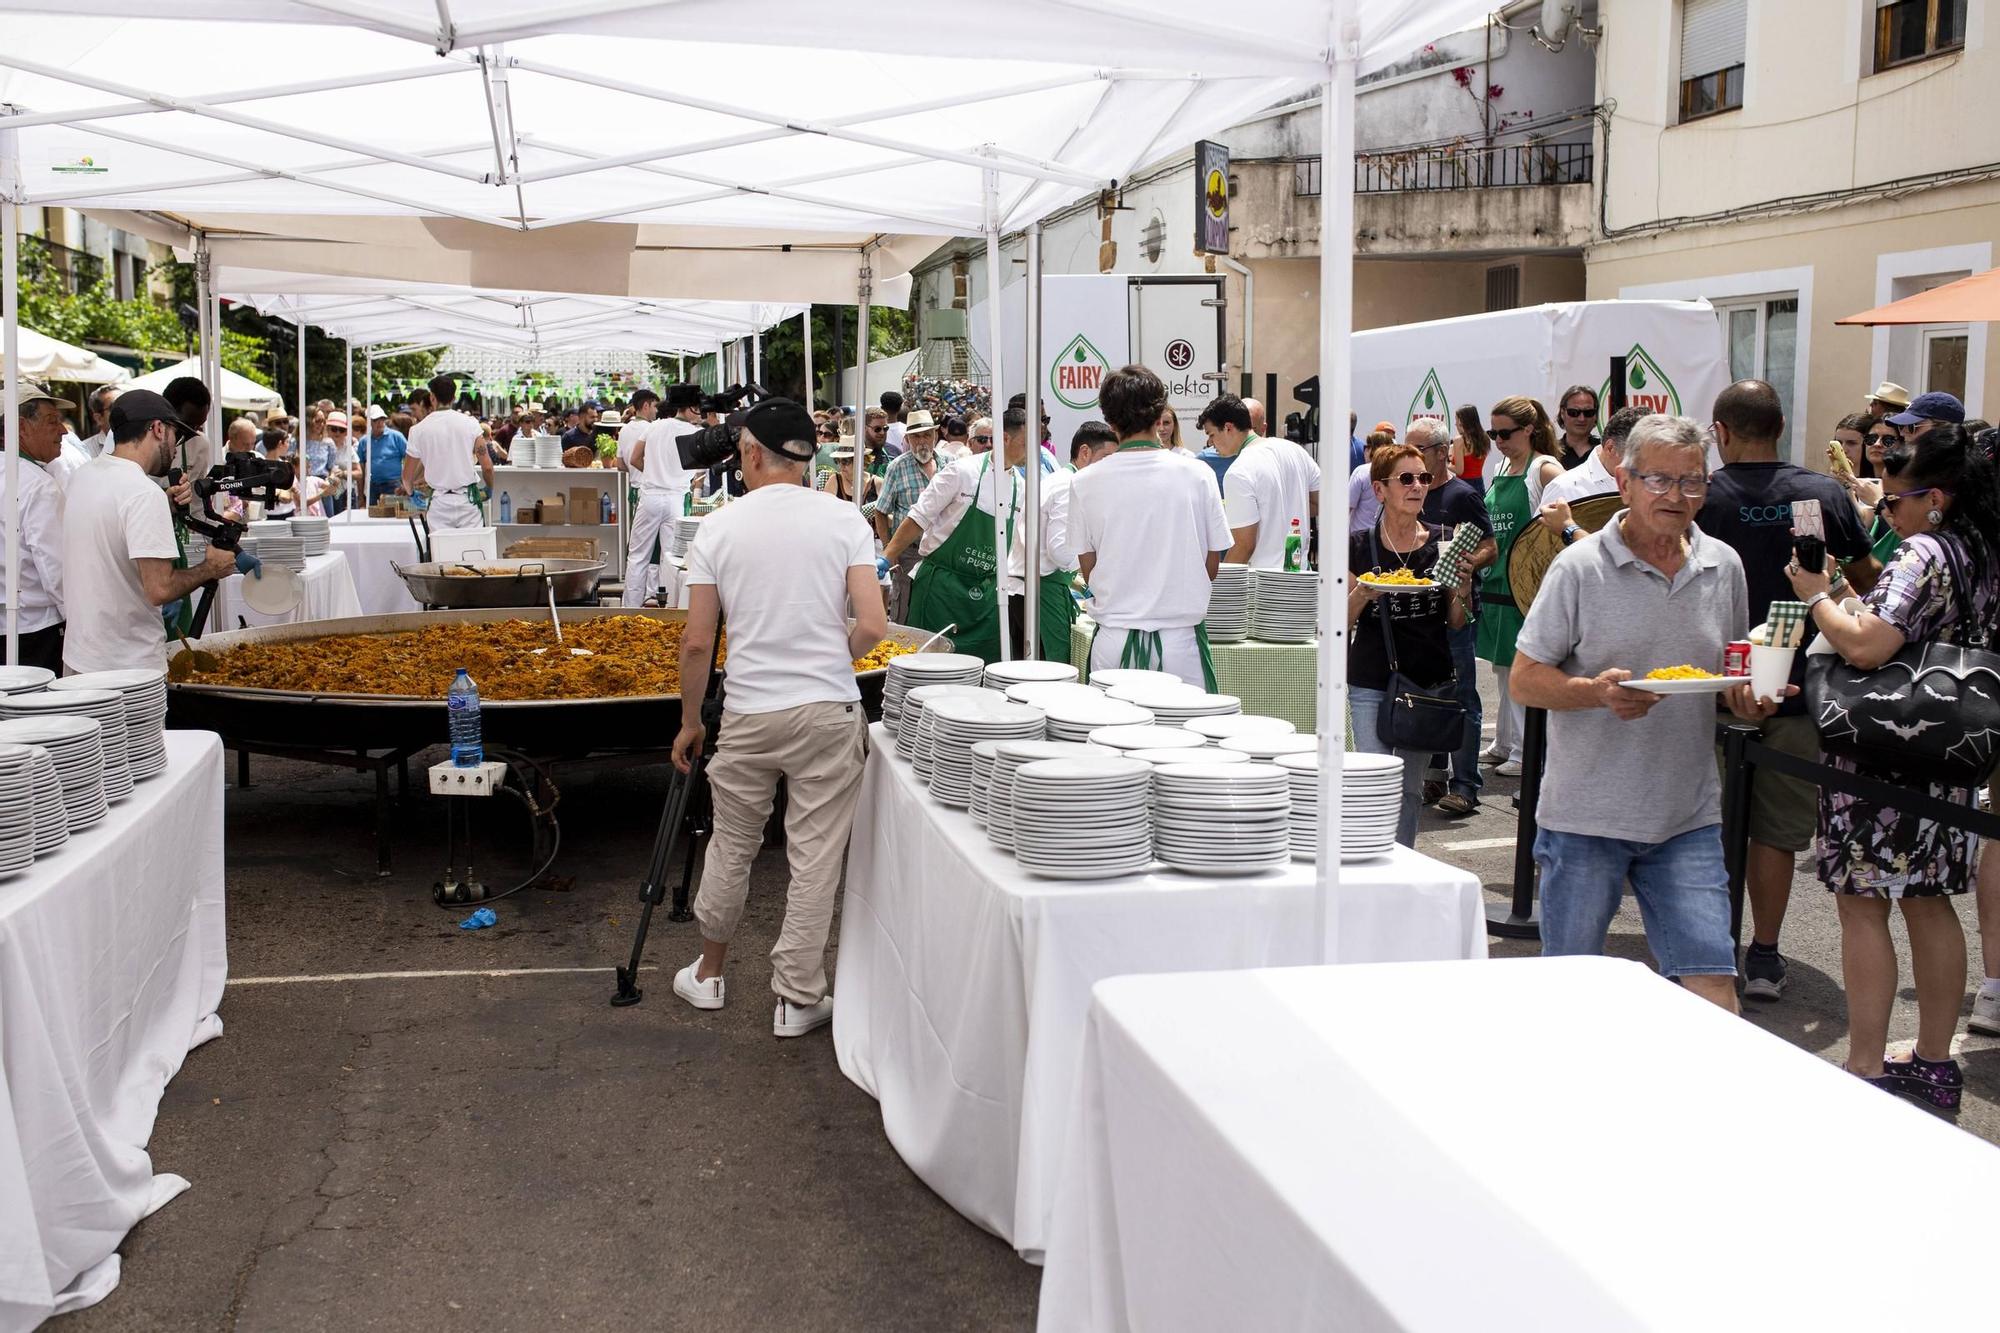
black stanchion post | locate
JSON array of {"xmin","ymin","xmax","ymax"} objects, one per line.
[
  {"xmin": 1486, "ymin": 705, "xmax": 1547, "ymax": 939},
  {"xmin": 1719, "ymin": 724, "xmax": 1757, "ymax": 953}
]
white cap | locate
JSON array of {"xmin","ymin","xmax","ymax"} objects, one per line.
[{"xmin": 366, "ymin": 404, "xmax": 388, "ymax": 421}]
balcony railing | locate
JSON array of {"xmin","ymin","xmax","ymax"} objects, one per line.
[{"xmin": 1352, "ymin": 139, "xmax": 1594, "ymax": 194}]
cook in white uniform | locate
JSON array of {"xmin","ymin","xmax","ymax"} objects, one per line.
[
  {"xmin": 1204, "ymin": 393, "xmax": 1321, "ymax": 569},
  {"xmin": 670, "ymin": 398, "xmax": 885, "ymax": 1040},
  {"xmin": 625, "ymin": 384, "xmax": 704, "ymax": 607},
  {"xmin": 401, "ymin": 374, "xmax": 493, "ymax": 530},
  {"xmin": 61, "ymin": 390, "xmax": 236, "ymax": 674},
  {"xmin": 1067, "ymin": 365, "xmax": 1233, "ymax": 688},
  {"xmin": 1, "ymin": 385, "xmax": 70, "ymax": 672}
]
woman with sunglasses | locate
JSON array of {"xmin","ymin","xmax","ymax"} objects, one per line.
[
  {"xmin": 1835, "ymin": 416, "xmax": 1909, "ymax": 565},
  {"xmin": 1475, "ymin": 396, "xmax": 1563, "ymax": 776},
  {"xmin": 1555, "ymin": 385, "xmax": 1600, "ymax": 470},
  {"xmin": 1346, "ymin": 443, "xmax": 1474, "ymax": 846},
  {"xmin": 1786, "ymin": 424, "xmax": 2000, "ymax": 1112}
]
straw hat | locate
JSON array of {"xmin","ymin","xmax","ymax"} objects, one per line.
[{"xmin": 1867, "ymin": 381, "xmax": 1911, "ymax": 409}]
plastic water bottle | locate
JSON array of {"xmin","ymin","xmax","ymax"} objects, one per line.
[
  {"xmin": 448, "ymin": 669, "xmax": 483, "ymax": 767},
  {"xmin": 600, "ymin": 490, "xmax": 612, "ymax": 523},
  {"xmin": 498, "ymin": 490, "xmax": 513, "ymax": 523},
  {"xmin": 1283, "ymin": 518, "xmax": 1304, "ymax": 572}
]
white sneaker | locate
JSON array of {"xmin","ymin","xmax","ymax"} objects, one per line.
[
  {"xmin": 1495, "ymin": 758, "xmax": 1523, "ymax": 777},
  {"xmin": 673, "ymin": 957, "xmax": 725, "ymax": 1011},
  {"xmin": 774, "ymin": 995, "xmax": 834, "ymax": 1038},
  {"xmin": 1480, "ymin": 745, "xmax": 1508, "ymax": 765},
  {"xmin": 1971, "ymin": 986, "xmax": 2000, "ymax": 1037}
]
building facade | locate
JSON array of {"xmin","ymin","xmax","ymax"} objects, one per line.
[{"xmin": 1586, "ymin": 0, "xmax": 1994, "ymax": 459}]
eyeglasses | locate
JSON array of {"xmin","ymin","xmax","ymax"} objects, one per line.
[
  {"xmin": 1415, "ymin": 440, "xmax": 1447, "ymax": 454},
  {"xmin": 1563, "ymin": 407, "xmax": 1596, "ymax": 419},
  {"xmin": 1490, "ymin": 425, "xmax": 1525, "ymax": 440},
  {"xmin": 1633, "ymin": 472, "xmax": 1709, "ymax": 498},
  {"xmin": 1389, "ymin": 470, "xmax": 1434, "ymax": 487},
  {"xmin": 972, "ymin": 434, "xmax": 993, "ymax": 444}
]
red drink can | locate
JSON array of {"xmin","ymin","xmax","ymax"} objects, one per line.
[{"xmin": 1724, "ymin": 641, "xmax": 1753, "ymax": 676}]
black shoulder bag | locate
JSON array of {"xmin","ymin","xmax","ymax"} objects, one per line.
[
  {"xmin": 1369, "ymin": 527, "xmax": 1467, "ymax": 753},
  {"xmin": 1805, "ymin": 536, "xmax": 2000, "ymax": 787}
]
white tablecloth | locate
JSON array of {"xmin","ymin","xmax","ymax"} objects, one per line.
[
  {"xmin": 208, "ymin": 550, "xmax": 363, "ymax": 631},
  {"xmin": 0, "ymin": 731, "xmax": 227, "ymax": 1331},
  {"xmin": 833, "ymin": 727, "xmax": 1485, "ymax": 1258},
  {"xmin": 1038, "ymin": 957, "xmax": 2000, "ymax": 1332},
  {"xmin": 328, "ymin": 515, "xmax": 424, "ymax": 616}
]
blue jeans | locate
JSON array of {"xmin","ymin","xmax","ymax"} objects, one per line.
[
  {"xmin": 1445, "ymin": 622, "xmax": 1482, "ymax": 802},
  {"xmin": 1347, "ymin": 686, "xmax": 1426, "ymax": 848},
  {"xmin": 1535, "ymin": 825, "xmax": 1737, "ymax": 977}
]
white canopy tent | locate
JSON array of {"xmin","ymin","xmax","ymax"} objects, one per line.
[
  {"xmin": 119, "ymin": 357, "xmax": 284, "ymax": 413},
  {"xmin": 2, "ymin": 0, "xmax": 1499, "ymax": 976},
  {"xmin": 10, "ymin": 324, "xmax": 128, "ymax": 384}
]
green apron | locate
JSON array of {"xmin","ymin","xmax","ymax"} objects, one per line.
[
  {"xmin": 908, "ymin": 455, "xmax": 1008, "ymax": 663},
  {"xmin": 1868, "ymin": 513, "xmax": 1901, "ymax": 565},
  {"xmin": 1475, "ymin": 464, "xmax": 1531, "ymax": 667},
  {"xmin": 1018, "ymin": 479, "xmax": 1077, "ymax": 661}
]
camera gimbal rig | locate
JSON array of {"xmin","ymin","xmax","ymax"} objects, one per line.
[{"xmin": 169, "ymin": 453, "xmax": 295, "ymax": 638}]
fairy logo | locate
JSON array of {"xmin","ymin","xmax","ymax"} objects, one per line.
[
  {"xmin": 1406, "ymin": 368, "xmax": 1449, "ymax": 425},
  {"xmin": 1049, "ymin": 333, "xmax": 1109, "ymax": 410},
  {"xmin": 1597, "ymin": 344, "xmax": 1681, "ymax": 421}
]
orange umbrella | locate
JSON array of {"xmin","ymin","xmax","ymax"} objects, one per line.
[{"xmin": 1837, "ymin": 268, "xmax": 2000, "ymax": 325}]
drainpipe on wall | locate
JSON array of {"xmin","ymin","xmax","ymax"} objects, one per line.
[{"xmin": 1218, "ymin": 255, "xmax": 1254, "ymax": 398}]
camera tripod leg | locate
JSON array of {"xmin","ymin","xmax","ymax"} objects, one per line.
[{"xmin": 612, "ymin": 755, "xmax": 705, "ymax": 1007}]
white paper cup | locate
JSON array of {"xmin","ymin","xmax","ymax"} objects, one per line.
[{"xmin": 1749, "ymin": 644, "xmax": 1796, "ymax": 704}]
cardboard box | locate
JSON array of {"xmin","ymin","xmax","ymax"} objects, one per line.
[
  {"xmin": 569, "ymin": 487, "xmax": 600, "ymax": 524},
  {"xmin": 538, "ymin": 497, "xmax": 568, "ymax": 525},
  {"xmin": 505, "ymin": 537, "xmax": 599, "ymax": 561}
]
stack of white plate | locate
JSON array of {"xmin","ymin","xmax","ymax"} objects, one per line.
[
  {"xmin": 924, "ymin": 696, "xmax": 1048, "ymax": 809},
  {"xmin": 530, "ymin": 438, "xmax": 564, "ymax": 468},
  {"xmin": 1185, "ymin": 713, "xmax": 1298, "ymax": 742},
  {"xmin": 969, "ymin": 741, "xmax": 1003, "ymax": 828},
  {"xmin": 1086, "ymin": 724, "xmax": 1207, "ymax": 755},
  {"xmin": 899, "ymin": 683, "xmax": 1002, "ymax": 770},
  {"xmin": 289, "ymin": 515, "xmax": 331, "ymax": 555},
  {"xmin": 0, "ymin": 715, "xmax": 107, "ymax": 830},
  {"xmin": 1218, "ymin": 732, "xmax": 1318, "ymax": 762},
  {"xmin": 669, "ymin": 516, "xmax": 703, "ymax": 558},
  {"xmin": 983, "ymin": 740, "xmax": 1111, "ymax": 851},
  {"xmin": 1042, "ymin": 694, "xmax": 1155, "ymax": 743},
  {"xmin": 24, "ymin": 745, "xmax": 67, "ymax": 856},
  {"xmin": 983, "ymin": 659, "xmax": 1078, "ymax": 692},
  {"xmin": 50, "ymin": 669, "xmax": 169, "ymax": 781},
  {"xmin": 1086, "ymin": 668, "xmax": 1183, "ymax": 693},
  {"xmin": 1104, "ymin": 683, "xmax": 1242, "ymax": 726},
  {"xmin": 0, "ymin": 744, "xmax": 37, "ymax": 876},
  {"xmin": 1003, "ymin": 681, "xmax": 1105, "ymax": 712},
  {"xmin": 1280, "ymin": 751, "xmax": 1401, "ymax": 862},
  {"xmin": 883, "ymin": 654, "xmax": 986, "ymax": 737},
  {"xmin": 249, "ymin": 528, "xmax": 307, "ymax": 571},
  {"xmin": 1151, "ymin": 762, "xmax": 1292, "ymax": 875},
  {"xmin": 1012, "ymin": 756, "xmax": 1155, "ymax": 880},
  {"xmin": 1125, "ymin": 746, "xmax": 1249, "ymax": 766},
  {"xmin": 1250, "ymin": 569, "xmax": 1319, "ymax": 642},
  {"xmin": 1206, "ymin": 563, "xmax": 1252, "ymax": 642},
  {"xmin": 0, "ymin": 689, "xmax": 131, "ymax": 801},
  {"xmin": 0, "ymin": 665, "xmax": 54, "ymax": 696}
]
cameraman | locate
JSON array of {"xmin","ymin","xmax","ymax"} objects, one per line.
[
  {"xmin": 624, "ymin": 385, "xmax": 702, "ymax": 607},
  {"xmin": 62, "ymin": 391, "xmax": 235, "ymax": 673}
]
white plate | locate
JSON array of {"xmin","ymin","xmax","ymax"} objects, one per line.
[
  {"xmin": 1086, "ymin": 725, "xmax": 1206, "ymax": 751},
  {"xmin": 1216, "ymin": 735, "xmax": 1318, "ymax": 758},
  {"xmin": 1125, "ymin": 747, "xmax": 1245, "ymax": 765},
  {"xmin": 1623, "ymin": 674, "xmax": 1738, "ymax": 695},
  {"xmin": 242, "ymin": 565, "xmax": 305, "ymax": 615},
  {"xmin": 1186, "ymin": 715, "xmax": 1297, "ymax": 740}
]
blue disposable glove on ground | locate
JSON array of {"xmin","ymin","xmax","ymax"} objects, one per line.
[{"xmin": 234, "ymin": 548, "xmax": 264, "ymax": 579}]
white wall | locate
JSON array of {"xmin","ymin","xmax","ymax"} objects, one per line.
[{"xmin": 835, "ymin": 351, "xmax": 920, "ymax": 411}]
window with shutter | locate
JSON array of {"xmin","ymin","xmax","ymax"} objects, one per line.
[
  {"xmin": 1873, "ymin": 0, "xmax": 1967, "ymax": 72},
  {"xmin": 1678, "ymin": 0, "xmax": 1746, "ymax": 123}
]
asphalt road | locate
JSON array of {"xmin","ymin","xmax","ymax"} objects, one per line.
[{"xmin": 58, "ymin": 663, "xmax": 1997, "ymax": 1330}]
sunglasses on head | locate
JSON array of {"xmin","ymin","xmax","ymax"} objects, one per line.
[{"xmin": 1389, "ymin": 470, "xmax": 1434, "ymax": 487}]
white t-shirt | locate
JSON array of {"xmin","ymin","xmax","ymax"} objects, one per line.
[
  {"xmin": 1540, "ymin": 447, "xmax": 1619, "ymax": 510},
  {"xmin": 406, "ymin": 409, "xmax": 484, "ymax": 492},
  {"xmin": 48, "ymin": 436, "xmax": 90, "ymax": 490},
  {"xmin": 1009, "ymin": 467, "xmax": 1075, "ymax": 585},
  {"xmin": 617, "ymin": 418, "xmax": 650, "ymax": 471},
  {"xmin": 642, "ymin": 417, "xmax": 699, "ymax": 494},
  {"xmin": 907, "ymin": 454, "xmax": 1015, "ymax": 560},
  {"xmin": 62, "ymin": 454, "xmax": 180, "ymax": 673},
  {"xmin": 1066, "ymin": 446, "xmax": 1231, "ymax": 630},
  {"xmin": 684, "ymin": 483, "xmax": 876, "ymax": 715},
  {"xmin": 1222, "ymin": 435, "xmax": 1321, "ymax": 569},
  {"xmin": 886, "ymin": 422, "xmax": 906, "ymax": 454},
  {"xmin": 0, "ymin": 455, "xmax": 66, "ymax": 631}
]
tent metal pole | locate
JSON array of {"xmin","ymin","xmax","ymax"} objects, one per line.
[
  {"xmin": 344, "ymin": 340, "xmax": 355, "ymax": 512},
  {"xmin": 365, "ymin": 344, "xmax": 374, "ymax": 505},
  {"xmin": 297, "ymin": 313, "xmax": 308, "ymax": 429},
  {"xmin": 1315, "ymin": 7, "xmax": 1358, "ymax": 966},
  {"xmin": 983, "ymin": 158, "xmax": 1011, "ymax": 662},
  {"xmin": 195, "ymin": 233, "xmax": 221, "ymax": 442},
  {"xmin": 852, "ymin": 263, "xmax": 869, "ymax": 509},
  {"xmin": 751, "ymin": 330, "xmax": 761, "ymax": 386},
  {"xmin": 0, "ymin": 63, "xmax": 468, "ymax": 133},
  {"xmin": 3, "ymin": 116, "xmax": 21, "ymax": 667},
  {"xmin": 800, "ymin": 307, "xmax": 814, "ymax": 409},
  {"xmin": 1023, "ymin": 221, "xmax": 1043, "ymax": 662}
]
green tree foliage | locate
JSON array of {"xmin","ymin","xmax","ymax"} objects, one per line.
[
  {"xmin": 757, "ymin": 305, "xmax": 914, "ymax": 407},
  {"xmin": 16, "ymin": 236, "xmax": 191, "ymax": 370}
]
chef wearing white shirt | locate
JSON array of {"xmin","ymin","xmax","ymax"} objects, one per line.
[
  {"xmin": 78, "ymin": 386, "xmax": 119, "ymax": 459},
  {"xmin": 1204, "ymin": 393, "xmax": 1320, "ymax": 569},
  {"xmin": 2, "ymin": 386, "xmax": 70, "ymax": 672},
  {"xmin": 400, "ymin": 374, "xmax": 493, "ymax": 529},
  {"xmin": 61, "ymin": 390, "xmax": 236, "ymax": 674},
  {"xmin": 1067, "ymin": 365, "xmax": 1233, "ymax": 688},
  {"xmin": 624, "ymin": 385, "xmax": 703, "ymax": 607}
]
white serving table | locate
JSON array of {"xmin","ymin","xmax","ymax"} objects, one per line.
[
  {"xmin": 1037, "ymin": 957, "xmax": 2000, "ymax": 1332},
  {"xmin": 0, "ymin": 731, "xmax": 227, "ymax": 1331},
  {"xmin": 327, "ymin": 513, "xmax": 425, "ymax": 616},
  {"xmin": 833, "ymin": 728, "xmax": 1485, "ymax": 1258},
  {"xmin": 208, "ymin": 550, "xmax": 363, "ymax": 631}
]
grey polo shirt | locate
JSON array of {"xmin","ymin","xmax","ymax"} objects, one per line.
[{"xmin": 1515, "ymin": 512, "xmax": 1748, "ymax": 845}]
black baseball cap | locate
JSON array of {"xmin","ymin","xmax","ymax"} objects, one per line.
[
  {"xmin": 109, "ymin": 389, "xmax": 194, "ymax": 440},
  {"xmin": 742, "ymin": 398, "xmax": 816, "ymax": 461}
]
